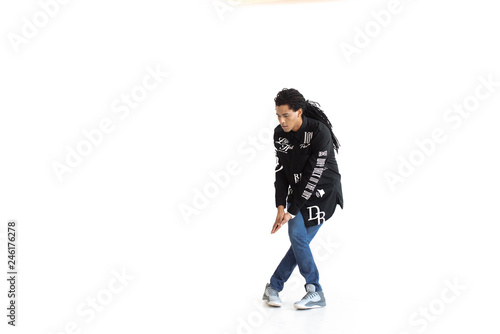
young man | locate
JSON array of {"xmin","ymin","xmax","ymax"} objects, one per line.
[{"xmin": 263, "ymin": 88, "xmax": 343, "ymax": 309}]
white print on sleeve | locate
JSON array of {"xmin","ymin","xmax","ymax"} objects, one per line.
[{"xmin": 301, "ymin": 147, "xmax": 328, "ymax": 200}]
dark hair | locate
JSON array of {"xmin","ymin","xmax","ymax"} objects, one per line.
[{"xmin": 274, "ymin": 88, "xmax": 340, "ymax": 154}]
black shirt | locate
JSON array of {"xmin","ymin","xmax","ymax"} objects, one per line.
[{"xmin": 274, "ymin": 115, "xmax": 343, "ymax": 227}]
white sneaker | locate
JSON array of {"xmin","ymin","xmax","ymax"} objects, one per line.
[
  {"xmin": 262, "ymin": 283, "xmax": 282, "ymax": 307},
  {"xmin": 293, "ymin": 284, "xmax": 326, "ymax": 309}
]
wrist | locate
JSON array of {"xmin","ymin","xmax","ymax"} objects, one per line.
[
  {"xmin": 287, "ymin": 203, "xmax": 300, "ymax": 216},
  {"xmin": 284, "ymin": 207, "xmax": 295, "ymax": 219}
]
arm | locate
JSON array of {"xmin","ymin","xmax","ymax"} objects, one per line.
[
  {"xmin": 274, "ymin": 140, "xmax": 289, "ymax": 209},
  {"xmin": 287, "ymin": 124, "xmax": 331, "ymax": 216},
  {"xmin": 272, "ymin": 134, "xmax": 289, "ymax": 234}
]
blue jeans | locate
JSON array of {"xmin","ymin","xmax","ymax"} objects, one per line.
[{"xmin": 270, "ymin": 203, "xmax": 323, "ymax": 292}]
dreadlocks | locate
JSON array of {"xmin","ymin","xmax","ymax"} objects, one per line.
[{"xmin": 274, "ymin": 88, "xmax": 340, "ymax": 154}]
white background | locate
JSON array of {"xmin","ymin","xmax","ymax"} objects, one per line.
[{"xmin": 1, "ymin": 0, "xmax": 499, "ymax": 333}]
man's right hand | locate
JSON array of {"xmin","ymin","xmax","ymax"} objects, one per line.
[{"xmin": 271, "ymin": 205, "xmax": 286, "ymax": 234}]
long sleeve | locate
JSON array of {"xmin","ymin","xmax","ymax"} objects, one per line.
[
  {"xmin": 287, "ymin": 124, "xmax": 331, "ymax": 216},
  {"xmin": 274, "ymin": 145, "xmax": 289, "ymax": 208}
]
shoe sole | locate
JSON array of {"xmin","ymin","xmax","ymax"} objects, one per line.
[
  {"xmin": 294, "ymin": 302, "xmax": 326, "ymax": 310},
  {"xmin": 262, "ymin": 294, "xmax": 282, "ymax": 307}
]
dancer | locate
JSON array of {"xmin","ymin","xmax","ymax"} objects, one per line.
[{"xmin": 262, "ymin": 88, "xmax": 343, "ymax": 309}]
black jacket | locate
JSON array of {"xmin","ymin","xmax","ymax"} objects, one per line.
[{"xmin": 274, "ymin": 115, "xmax": 343, "ymax": 227}]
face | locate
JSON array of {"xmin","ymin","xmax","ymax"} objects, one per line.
[{"xmin": 276, "ymin": 105, "xmax": 302, "ymax": 132}]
